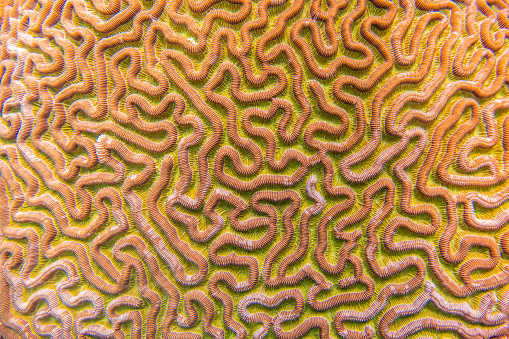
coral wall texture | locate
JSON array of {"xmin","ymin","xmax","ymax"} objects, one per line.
[{"xmin": 2, "ymin": 0, "xmax": 509, "ymax": 338}]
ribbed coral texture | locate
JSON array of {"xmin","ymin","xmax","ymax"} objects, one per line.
[{"xmin": 1, "ymin": 0, "xmax": 509, "ymax": 338}]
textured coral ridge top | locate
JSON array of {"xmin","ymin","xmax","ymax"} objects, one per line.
[{"xmin": 3, "ymin": 0, "xmax": 509, "ymax": 337}]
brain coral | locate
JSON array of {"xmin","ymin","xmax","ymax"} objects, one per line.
[{"xmin": 1, "ymin": 0, "xmax": 509, "ymax": 338}]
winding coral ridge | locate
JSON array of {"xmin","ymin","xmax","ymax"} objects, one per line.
[{"xmin": 1, "ymin": 0, "xmax": 509, "ymax": 338}]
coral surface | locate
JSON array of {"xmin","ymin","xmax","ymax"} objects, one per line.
[{"xmin": 1, "ymin": 0, "xmax": 509, "ymax": 338}]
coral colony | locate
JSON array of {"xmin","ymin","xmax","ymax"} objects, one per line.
[{"xmin": 1, "ymin": 0, "xmax": 509, "ymax": 338}]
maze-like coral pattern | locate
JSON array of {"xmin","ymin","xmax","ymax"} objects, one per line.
[{"xmin": 2, "ymin": 0, "xmax": 509, "ymax": 338}]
